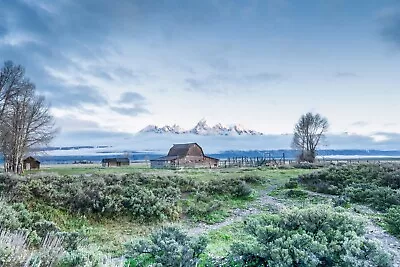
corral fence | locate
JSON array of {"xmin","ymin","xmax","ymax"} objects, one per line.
[
  {"xmin": 218, "ymin": 153, "xmax": 400, "ymax": 168},
  {"xmin": 218, "ymin": 153, "xmax": 289, "ymax": 168}
]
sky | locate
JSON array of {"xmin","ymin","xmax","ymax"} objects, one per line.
[{"xmin": 1, "ymin": 0, "xmax": 400, "ymax": 148}]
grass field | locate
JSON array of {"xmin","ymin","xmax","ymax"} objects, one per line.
[
  {"xmin": 26, "ymin": 163, "xmax": 309, "ymax": 181},
  {"xmin": 24, "ymin": 163, "xmax": 149, "ymax": 176}
]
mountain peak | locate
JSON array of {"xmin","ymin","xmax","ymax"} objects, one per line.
[{"xmin": 139, "ymin": 120, "xmax": 263, "ymax": 136}]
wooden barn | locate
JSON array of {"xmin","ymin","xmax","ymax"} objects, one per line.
[
  {"xmin": 23, "ymin": 156, "xmax": 40, "ymax": 170},
  {"xmin": 101, "ymin": 157, "xmax": 130, "ymax": 167},
  {"xmin": 150, "ymin": 143, "xmax": 219, "ymax": 168}
]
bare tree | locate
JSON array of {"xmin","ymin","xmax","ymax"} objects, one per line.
[
  {"xmin": 292, "ymin": 112, "xmax": 328, "ymax": 163},
  {"xmin": 0, "ymin": 61, "xmax": 57, "ymax": 173},
  {"xmin": 0, "ymin": 61, "xmax": 24, "ymax": 119},
  {"xmin": 0, "ymin": 61, "xmax": 24, "ymax": 171}
]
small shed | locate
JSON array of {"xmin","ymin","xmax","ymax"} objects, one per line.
[
  {"xmin": 150, "ymin": 143, "xmax": 219, "ymax": 168},
  {"xmin": 23, "ymin": 156, "xmax": 40, "ymax": 170},
  {"xmin": 101, "ymin": 157, "xmax": 130, "ymax": 167}
]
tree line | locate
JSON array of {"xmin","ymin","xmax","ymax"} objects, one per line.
[{"xmin": 0, "ymin": 61, "xmax": 56, "ymax": 173}]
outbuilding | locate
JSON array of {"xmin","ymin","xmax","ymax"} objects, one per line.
[
  {"xmin": 101, "ymin": 157, "xmax": 130, "ymax": 167},
  {"xmin": 23, "ymin": 156, "xmax": 40, "ymax": 170}
]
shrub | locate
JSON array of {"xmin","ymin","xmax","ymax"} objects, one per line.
[
  {"xmin": 0, "ymin": 200, "xmax": 22, "ymax": 230},
  {"xmin": 299, "ymin": 164, "xmax": 400, "ymax": 194},
  {"xmin": 234, "ymin": 181, "xmax": 253, "ymax": 198},
  {"xmin": 385, "ymin": 206, "xmax": 400, "ymax": 236},
  {"xmin": 285, "ymin": 189, "xmax": 308, "ymax": 199},
  {"xmin": 230, "ymin": 206, "xmax": 391, "ymax": 267},
  {"xmin": 292, "ymin": 162, "xmax": 320, "ymax": 169},
  {"xmin": 299, "ymin": 164, "xmax": 400, "ymax": 212},
  {"xmin": 0, "ymin": 172, "xmax": 261, "ymax": 222},
  {"xmin": 184, "ymin": 197, "xmax": 223, "ymax": 223},
  {"xmin": 345, "ymin": 185, "xmax": 400, "ymax": 211},
  {"xmin": 57, "ymin": 232, "xmax": 85, "ymax": 252},
  {"xmin": 58, "ymin": 245, "xmax": 123, "ymax": 267},
  {"xmin": 30, "ymin": 233, "xmax": 65, "ymax": 266},
  {"xmin": 125, "ymin": 226, "xmax": 207, "ymax": 267},
  {"xmin": 34, "ymin": 220, "xmax": 61, "ymax": 238},
  {"xmin": 0, "ymin": 200, "xmax": 47, "ymax": 232},
  {"xmin": 284, "ymin": 178, "xmax": 299, "ymax": 189},
  {"xmin": 240, "ymin": 175, "xmax": 263, "ymax": 184},
  {"xmin": 203, "ymin": 177, "xmax": 257, "ymax": 197},
  {"xmin": 0, "ymin": 173, "xmax": 185, "ymax": 221}
]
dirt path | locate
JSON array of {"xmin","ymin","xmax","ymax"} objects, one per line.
[
  {"xmin": 187, "ymin": 186, "xmax": 285, "ymax": 236},
  {"xmin": 365, "ymin": 223, "xmax": 400, "ymax": 267}
]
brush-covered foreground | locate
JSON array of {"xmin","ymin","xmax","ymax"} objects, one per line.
[
  {"xmin": 0, "ymin": 164, "xmax": 399, "ymax": 266},
  {"xmin": 298, "ymin": 163, "xmax": 400, "ymax": 237}
]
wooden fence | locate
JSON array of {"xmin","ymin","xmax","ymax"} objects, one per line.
[{"xmin": 218, "ymin": 153, "xmax": 288, "ymax": 168}]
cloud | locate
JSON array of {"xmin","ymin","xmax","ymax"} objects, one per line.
[
  {"xmin": 185, "ymin": 78, "xmax": 213, "ymax": 93},
  {"xmin": 335, "ymin": 72, "xmax": 358, "ymax": 78},
  {"xmin": 112, "ymin": 91, "xmax": 150, "ymax": 116},
  {"xmin": 185, "ymin": 72, "xmax": 283, "ymax": 93},
  {"xmin": 55, "ymin": 115, "xmax": 101, "ymax": 131},
  {"xmin": 351, "ymin": 121, "xmax": 369, "ymax": 127},
  {"xmin": 380, "ymin": 8, "xmax": 400, "ymax": 48},
  {"xmin": 0, "ymin": 25, "xmax": 8, "ymax": 37},
  {"xmin": 208, "ymin": 58, "xmax": 236, "ymax": 71},
  {"xmin": 243, "ymin": 73, "xmax": 282, "ymax": 83},
  {"xmin": 44, "ymin": 85, "xmax": 108, "ymax": 108},
  {"xmin": 111, "ymin": 106, "xmax": 150, "ymax": 116},
  {"xmin": 91, "ymin": 69, "xmax": 114, "ymax": 81},
  {"xmin": 118, "ymin": 92, "xmax": 146, "ymax": 104},
  {"xmin": 52, "ymin": 129, "xmax": 135, "ymax": 146},
  {"xmin": 370, "ymin": 134, "xmax": 389, "ymax": 143},
  {"xmin": 384, "ymin": 123, "xmax": 398, "ymax": 127}
]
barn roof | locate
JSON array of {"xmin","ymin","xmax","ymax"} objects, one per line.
[
  {"xmin": 150, "ymin": 143, "xmax": 219, "ymax": 162},
  {"xmin": 167, "ymin": 143, "xmax": 204, "ymax": 157},
  {"xmin": 23, "ymin": 156, "xmax": 40, "ymax": 163},
  {"xmin": 101, "ymin": 157, "xmax": 130, "ymax": 163}
]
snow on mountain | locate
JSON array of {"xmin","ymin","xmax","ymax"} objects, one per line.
[
  {"xmin": 138, "ymin": 120, "xmax": 264, "ymax": 136},
  {"xmin": 189, "ymin": 119, "xmax": 212, "ymax": 135},
  {"xmin": 139, "ymin": 124, "xmax": 184, "ymax": 134}
]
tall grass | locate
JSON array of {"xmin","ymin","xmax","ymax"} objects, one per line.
[
  {"xmin": 0, "ymin": 229, "xmax": 127, "ymax": 266},
  {"xmin": 0, "ymin": 229, "xmax": 64, "ymax": 266}
]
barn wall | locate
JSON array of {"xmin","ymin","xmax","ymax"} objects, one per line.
[
  {"xmin": 177, "ymin": 156, "xmax": 219, "ymax": 168},
  {"xmin": 103, "ymin": 160, "xmax": 129, "ymax": 167},
  {"xmin": 23, "ymin": 158, "xmax": 40, "ymax": 170}
]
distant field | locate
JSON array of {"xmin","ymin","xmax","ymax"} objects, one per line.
[
  {"xmin": 24, "ymin": 163, "xmax": 310, "ymax": 182},
  {"xmin": 24, "ymin": 162, "xmax": 149, "ymax": 176}
]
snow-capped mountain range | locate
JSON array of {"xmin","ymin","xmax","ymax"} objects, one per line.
[{"xmin": 139, "ymin": 120, "xmax": 264, "ymax": 136}]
